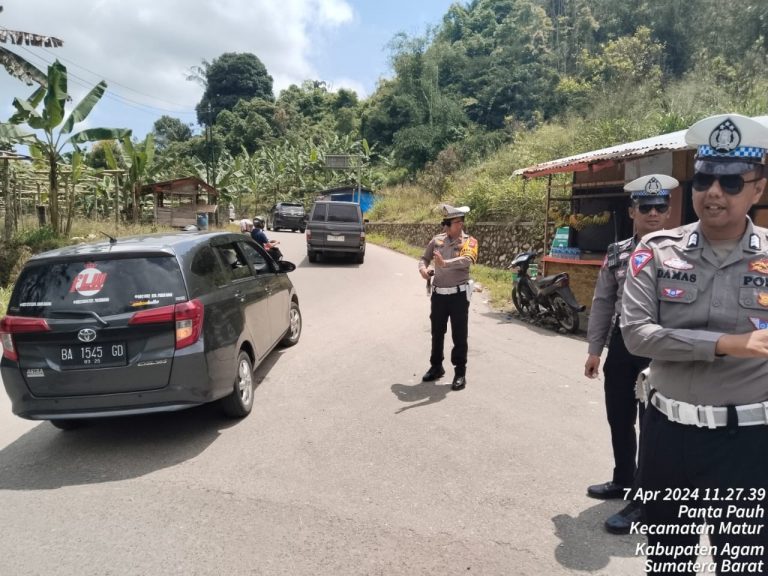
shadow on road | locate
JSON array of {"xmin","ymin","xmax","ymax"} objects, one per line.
[
  {"xmin": 391, "ymin": 381, "xmax": 452, "ymax": 414},
  {"xmin": 0, "ymin": 401, "xmax": 242, "ymax": 491},
  {"xmin": 552, "ymin": 500, "xmax": 643, "ymax": 571}
]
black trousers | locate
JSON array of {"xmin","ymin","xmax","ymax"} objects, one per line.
[
  {"xmin": 603, "ymin": 324, "xmax": 650, "ymax": 486},
  {"xmin": 429, "ymin": 291, "xmax": 469, "ymax": 375},
  {"xmin": 640, "ymin": 405, "xmax": 768, "ymax": 575}
]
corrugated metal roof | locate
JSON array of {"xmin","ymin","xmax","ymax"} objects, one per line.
[
  {"xmin": 513, "ymin": 129, "xmax": 688, "ymax": 178},
  {"xmin": 514, "ymin": 115, "xmax": 768, "ymax": 179}
]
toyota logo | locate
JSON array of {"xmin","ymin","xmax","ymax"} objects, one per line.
[{"xmin": 77, "ymin": 328, "xmax": 97, "ymax": 343}]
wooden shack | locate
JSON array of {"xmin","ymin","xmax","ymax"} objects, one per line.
[
  {"xmin": 514, "ymin": 115, "xmax": 768, "ymax": 309},
  {"xmin": 141, "ymin": 177, "xmax": 218, "ymax": 229}
]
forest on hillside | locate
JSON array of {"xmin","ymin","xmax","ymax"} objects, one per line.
[{"xmin": 4, "ymin": 0, "xmax": 768, "ymax": 227}]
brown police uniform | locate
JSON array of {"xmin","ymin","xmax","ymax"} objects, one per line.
[
  {"xmin": 419, "ymin": 230, "xmax": 478, "ymax": 381},
  {"xmin": 588, "ymin": 236, "xmax": 650, "ymax": 489},
  {"xmin": 622, "ymin": 219, "xmax": 768, "ymax": 572}
]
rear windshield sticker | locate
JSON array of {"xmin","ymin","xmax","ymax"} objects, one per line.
[
  {"xmin": 131, "ymin": 299, "xmax": 160, "ymax": 307},
  {"xmin": 70, "ymin": 263, "xmax": 107, "ymax": 297},
  {"xmin": 131, "ymin": 292, "xmax": 175, "ymax": 308},
  {"xmin": 73, "ymin": 297, "xmax": 110, "ymax": 305}
]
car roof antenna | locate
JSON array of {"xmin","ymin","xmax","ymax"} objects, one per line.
[{"xmin": 100, "ymin": 231, "xmax": 117, "ymax": 244}]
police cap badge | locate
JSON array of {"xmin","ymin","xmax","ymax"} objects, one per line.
[
  {"xmin": 685, "ymin": 114, "xmax": 768, "ymax": 175},
  {"xmin": 624, "ymin": 174, "xmax": 678, "ymax": 205}
]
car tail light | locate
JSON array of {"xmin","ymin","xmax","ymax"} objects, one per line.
[
  {"xmin": 174, "ymin": 300, "xmax": 204, "ymax": 350},
  {"xmin": 0, "ymin": 316, "xmax": 51, "ymax": 362},
  {"xmin": 306, "ymin": 229, "xmax": 311, "ymax": 240},
  {"xmin": 129, "ymin": 305, "xmax": 175, "ymax": 325},
  {"xmin": 129, "ymin": 300, "xmax": 203, "ymax": 350}
]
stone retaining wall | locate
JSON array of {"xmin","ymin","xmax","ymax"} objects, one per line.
[{"xmin": 365, "ymin": 221, "xmax": 546, "ymax": 269}]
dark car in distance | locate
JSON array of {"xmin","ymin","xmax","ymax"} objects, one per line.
[
  {"xmin": 0, "ymin": 231, "xmax": 302, "ymax": 429},
  {"xmin": 305, "ymin": 201, "xmax": 367, "ymax": 264},
  {"xmin": 268, "ymin": 202, "xmax": 306, "ymax": 233}
]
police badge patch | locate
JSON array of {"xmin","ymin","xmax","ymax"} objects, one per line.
[
  {"xmin": 663, "ymin": 258, "xmax": 694, "ymax": 270},
  {"xmin": 750, "ymin": 317, "xmax": 768, "ymax": 330},
  {"xmin": 662, "ymin": 288, "xmax": 685, "ymax": 298},
  {"xmin": 631, "ymin": 249, "xmax": 654, "ymax": 277}
]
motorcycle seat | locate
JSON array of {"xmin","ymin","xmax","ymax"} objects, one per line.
[{"xmin": 535, "ymin": 273, "xmax": 564, "ymax": 288}]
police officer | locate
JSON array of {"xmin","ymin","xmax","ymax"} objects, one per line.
[
  {"xmin": 585, "ymin": 174, "xmax": 676, "ymax": 535},
  {"xmin": 622, "ymin": 114, "xmax": 768, "ymax": 574},
  {"xmin": 418, "ymin": 204, "xmax": 479, "ymax": 391}
]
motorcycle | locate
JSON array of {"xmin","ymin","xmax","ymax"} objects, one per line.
[{"xmin": 509, "ymin": 251, "xmax": 585, "ymax": 333}]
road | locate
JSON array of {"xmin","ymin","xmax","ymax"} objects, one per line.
[{"xmin": 0, "ymin": 230, "xmax": 646, "ymax": 575}]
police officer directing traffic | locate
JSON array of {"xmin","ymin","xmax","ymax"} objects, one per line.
[
  {"xmin": 585, "ymin": 174, "xmax": 676, "ymax": 535},
  {"xmin": 418, "ymin": 204, "xmax": 479, "ymax": 391},
  {"xmin": 622, "ymin": 114, "xmax": 768, "ymax": 574}
]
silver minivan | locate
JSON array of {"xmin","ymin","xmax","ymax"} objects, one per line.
[{"xmin": 305, "ymin": 201, "xmax": 366, "ymax": 263}]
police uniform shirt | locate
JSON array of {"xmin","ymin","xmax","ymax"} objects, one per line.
[
  {"xmin": 621, "ymin": 218, "xmax": 768, "ymax": 406},
  {"xmin": 587, "ymin": 237, "xmax": 634, "ymax": 356},
  {"xmin": 418, "ymin": 231, "xmax": 478, "ymax": 288}
]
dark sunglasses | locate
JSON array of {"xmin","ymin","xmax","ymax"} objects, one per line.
[
  {"xmin": 692, "ymin": 172, "xmax": 764, "ymax": 195},
  {"xmin": 636, "ymin": 204, "xmax": 669, "ymax": 215}
]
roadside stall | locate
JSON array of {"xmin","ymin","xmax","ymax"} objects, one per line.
[
  {"xmin": 514, "ymin": 129, "xmax": 695, "ymax": 309},
  {"xmin": 141, "ymin": 177, "xmax": 218, "ymax": 229}
]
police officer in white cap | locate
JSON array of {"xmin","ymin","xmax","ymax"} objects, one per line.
[
  {"xmin": 622, "ymin": 114, "xmax": 768, "ymax": 573},
  {"xmin": 585, "ymin": 174, "xmax": 675, "ymax": 535},
  {"xmin": 418, "ymin": 204, "xmax": 478, "ymax": 391}
]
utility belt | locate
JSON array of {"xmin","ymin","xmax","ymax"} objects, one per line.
[
  {"xmin": 432, "ymin": 283, "xmax": 469, "ymax": 295},
  {"xmin": 650, "ymin": 389, "xmax": 768, "ymax": 428}
]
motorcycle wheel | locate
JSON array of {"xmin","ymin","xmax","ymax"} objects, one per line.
[
  {"xmin": 551, "ymin": 294, "xmax": 580, "ymax": 333},
  {"xmin": 512, "ymin": 284, "xmax": 537, "ymax": 317}
]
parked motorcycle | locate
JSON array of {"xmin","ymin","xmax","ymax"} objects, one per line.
[{"xmin": 509, "ymin": 251, "xmax": 585, "ymax": 333}]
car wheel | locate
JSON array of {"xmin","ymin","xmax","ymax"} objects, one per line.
[
  {"xmin": 220, "ymin": 351, "xmax": 255, "ymax": 418},
  {"xmin": 308, "ymin": 251, "xmax": 317, "ymax": 263},
  {"xmin": 267, "ymin": 219, "xmax": 274, "ymax": 231},
  {"xmin": 50, "ymin": 419, "xmax": 84, "ymax": 431},
  {"xmin": 299, "ymin": 227, "xmax": 306, "ymax": 234},
  {"xmin": 280, "ymin": 301, "xmax": 302, "ymax": 347},
  {"xmin": 356, "ymin": 251, "xmax": 365, "ymax": 264}
]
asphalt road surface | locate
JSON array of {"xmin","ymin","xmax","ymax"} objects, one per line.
[{"xmin": 0, "ymin": 230, "xmax": 649, "ymax": 575}]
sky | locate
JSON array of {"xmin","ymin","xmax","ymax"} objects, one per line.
[{"xmin": 0, "ymin": 0, "xmax": 459, "ymax": 142}]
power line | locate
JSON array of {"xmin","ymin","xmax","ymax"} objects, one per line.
[{"xmin": 4, "ymin": 38, "xmax": 199, "ymax": 119}]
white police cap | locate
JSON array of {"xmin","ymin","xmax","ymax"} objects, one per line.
[
  {"xmin": 625, "ymin": 174, "xmax": 678, "ymax": 205},
  {"xmin": 685, "ymin": 113, "xmax": 768, "ymax": 175},
  {"xmin": 439, "ymin": 204, "xmax": 470, "ymax": 219}
]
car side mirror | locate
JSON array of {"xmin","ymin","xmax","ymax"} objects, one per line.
[{"xmin": 278, "ymin": 260, "xmax": 296, "ymax": 273}]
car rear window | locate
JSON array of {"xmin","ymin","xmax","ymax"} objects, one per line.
[
  {"xmin": 327, "ymin": 204, "xmax": 360, "ymax": 223},
  {"xmin": 8, "ymin": 256, "xmax": 187, "ymax": 318}
]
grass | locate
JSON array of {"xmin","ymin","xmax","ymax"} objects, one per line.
[{"xmin": 367, "ymin": 233, "xmax": 514, "ymax": 312}]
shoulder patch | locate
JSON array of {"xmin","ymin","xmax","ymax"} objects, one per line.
[{"xmin": 631, "ymin": 249, "xmax": 654, "ymax": 277}]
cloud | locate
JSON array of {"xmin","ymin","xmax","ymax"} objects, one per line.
[{"xmin": 0, "ymin": 0, "xmax": 355, "ymax": 127}]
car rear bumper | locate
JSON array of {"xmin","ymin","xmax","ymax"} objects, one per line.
[
  {"xmin": 307, "ymin": 242, "xmax": 365, "ymax": 254},
  {"xmin": 274, "ymin": 216, "xmax": 305, "ymax": 228},
  {"xmin": 0, "ymin": 353, "xmax": 216, "ymax": 420}
]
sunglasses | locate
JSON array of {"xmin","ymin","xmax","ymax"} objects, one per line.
[
  {"xmin": 692, "ymin": 172, "xmax": 764, "ymax": 195},
  {"xmin": 636, "ymin": 204, "xmax": 669, "ymax": 215}
]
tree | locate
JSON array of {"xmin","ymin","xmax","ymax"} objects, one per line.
[
  {"xmin": 104, "ymin": 134, "xmax": 156, "ymax": 222},
  {"xmin": 153, "ymin": 115, "xmax": 193, "ymax": 149},
  {"xmin": 7, "ymin": 60, "xmax": 129, "ymax": 233},
  {"xmin": 195, "ymin": 53, "xmax": 274, "ymax": 126},
  {"xmin": 0, "ymin": 4, "xmax": 63, "ymax": 86}
]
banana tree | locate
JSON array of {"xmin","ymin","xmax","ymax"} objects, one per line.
[
  {"xmin": 8, "ymin": 60, "xmax": 130, "ymax": 234},
  {"xmin": 105, "ymin": 134, "xmax": 156, "ymax": 222}
]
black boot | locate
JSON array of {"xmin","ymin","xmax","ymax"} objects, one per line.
[
  {"xmin": 422, "ymin": 366, "xmax": 445, "ymax": 382},
  {"xmin": 451, "ymin": 374, "xmax": 466, "ymax": 390}
]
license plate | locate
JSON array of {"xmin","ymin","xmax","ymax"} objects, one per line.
[
  {"xmin": 327, "ymin": 234, "xmax": 345, "ymax": 242},
  {"xmin": 59, "ymin": 342, "xmax": 127, "ymax": 369}
]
